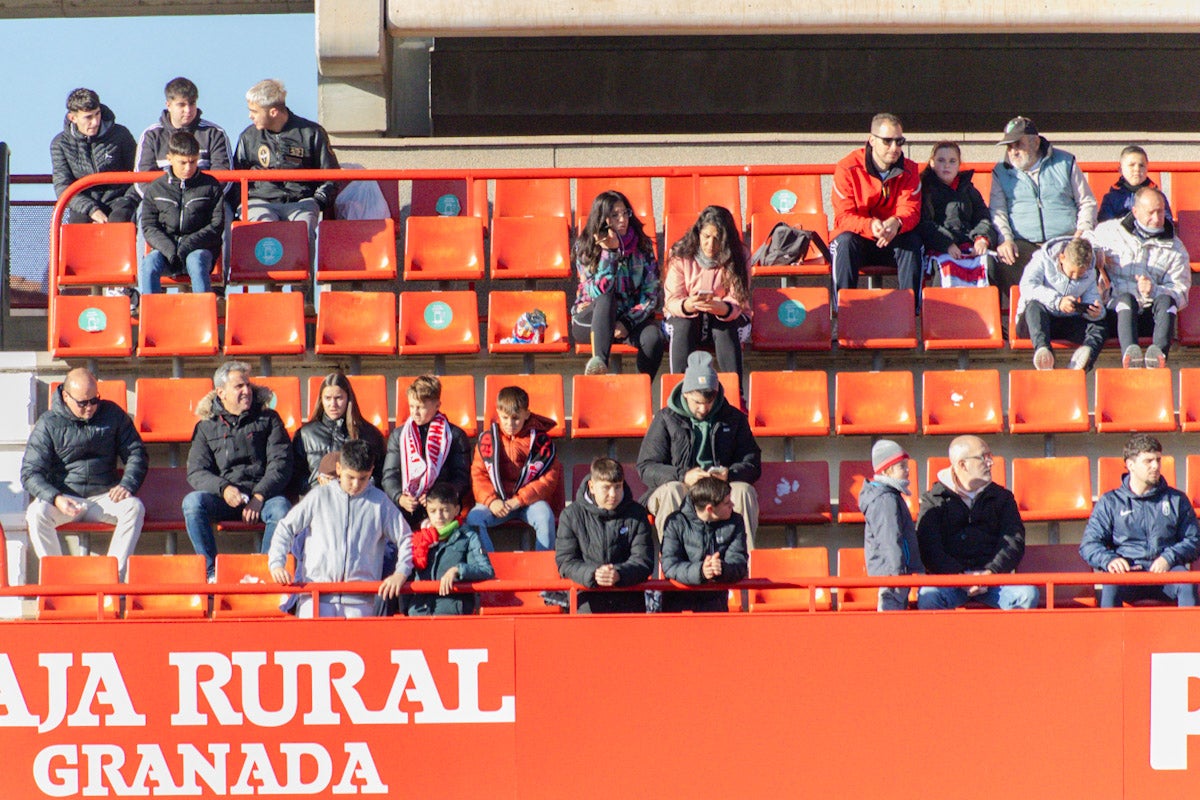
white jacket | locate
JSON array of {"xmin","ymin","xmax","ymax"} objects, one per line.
[{"xmin": 1087, "ymin": 215, "xmax": 1191, "ymax": 311}]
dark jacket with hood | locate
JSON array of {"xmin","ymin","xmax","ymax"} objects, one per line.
[
  {"xmin": 917, "ymin": 167, "xmax": 997, "ymax": 253},
  {"xmin": 917, "ymin": 471, "xmax": 1025, "ymax": 575},
  {"xmin": 187, "ymin": 385, "xmax": 292, "ymax": 499},
  {"xmin": 21, "ymin": 386, "xmax": 147, "ymax": 504},
  {"xmin": 555, "ymin": 481, "xmax": 656, "ymax": 613},
  {"xmin": 1080, "ymin": 475, "xmax": 1200, "ymax": 571},
  {"xmin": 233, "ymin": 108, "xmax": 339, "ymax": 209},
  {"xmin": 50, "ymin": 104, "xmax": 137, "ymax": 221},
  {"xmin": 291, "ymin": 414, "xmax": 386, "ymax": 493},
  {"xmin": 660, "ymin": 499, "xmax": 749, "ymax": 613},
  {"xmin": 637, "ymin": 383, "xmax": 761, "ymax": 496},
  {"xmin": 406, "ymin": 523, "xmax": 495, "ymax": 616},
  {"xmin": 140, "ymin": 167, "xmax": 225, "ymax": 263}
]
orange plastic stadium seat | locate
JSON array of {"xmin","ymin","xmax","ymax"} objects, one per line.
[
  {"xmin": 571, "ymin": 374, "xmax": 652, "ymax": 438},
  {"xmin": 836, "ymin": 547, "xmax": 877, "ymax": 611},
  {"xmin": 134, "ymin": 378, "xmax": 213, "ymax": 443},
  {"xmin": 124, "ymin": 554, "xmax": 207, "ymax": 619},
  {"xmin": 748, "ymin": 371, "xmax": 829, "ymax": 436},
  {"xmin": 746, "ymin": 174, "xmax": 825, "ymax": 217},
  {"xmin": 1007, "ymin": 369, "xmax": 1090, "ymax": 434},
  {"xmin": 663, "ymin": 212, "xmax": 700, "ymax": 254},
  {"xmin": 921, "ymin": 369, "xmax": 1003, "ymax": 435},
  {"xmin": 1097, "ymin": 455, "xmax": 1175, "ymax": 496},
  {"xmin": 395, "ymin": 375, "xmax": 478, "ymax": 437},
  {"xmin": 494, "ymin": 178, "xmax": 572, "ymax": 220},
  {"xmin": 750, "ymin": 286, "xmax": 833, "ymax": 351},
  {"xmin": 1011, "ymin": 457, "xmax": 1094, "ymax": 521},
  {"xmin": 255, "ymin": 376, "xmax": 303, "ymax": 437},
  {"xmin": 834, "ymin": 371, "xmax": 917, "ymax": 435},
  {"xmin": 307, "ymin": 374, "xmax": 389, "ymax": 433},
  {"xmin": 838, "ymin": 459, "xmax": 919, "ymax": 523},
  {"xmin": 49, "ymin": 379, "xmax": 128, "ymax": 412},
  {"xmin": 138, "ymin": 467, "xmax": 191, "ymax": 534},
  {"xmin": 926, "ymin": 456, "xmax": 1007, "ymax": 490},
  {"xmin": 1188, "ymin": 455, "xmax": 1200, "ymax": 510},
  {"xmin": 746, "ymin": 547, "xmax": 832, "ymax": 612},
  {"xmin": 663, "ymin": 175, "xmax": 742, "ymax": 231},
  {"xmin": 575, "ymin": 177, "xmax": 656, "ymax": 235},
  {"xmin": 1015, "ymin": 543, "xmax": 1097, "ymax": 608},
  {"xmin": 136, "ymin": 292, "xmax": 219, "ymax": 357},
  {"xmin": 756, "ymin": 461, "xmax": 832, "ymax": 525},
  {"xmin": 314, "ymin": 218, "xmax": 397, "ymax": 281},
  {"xmin": 403, "ymin": 215, "xmax": 486, "ymax": 281},
  {"xmin": 489, "ymin": 216, "xmax": 571, "ymax": 280},
  {"xmin": 571, "ymin": 462, "xmax": 649, "ymax": 504},
  {"xmin": 223, "ymin": 291, "xmax": 305, "ymax": 356},
  {"xmin": 748, "ymin": 211, "xmax": 831, "ymax": 276},
  {"xmin": 1177, "ymin": 286, "xmax": 1200, "ymax": 346},
  {"xmin": 228, "ymin": 220, "xmax": 310, "ymax": 282},
  {"xmin": 836, "ymin": 289, "xmax": 918, "ymax": 349},
  {"xmin": 1178, "ymin": 368, "xmax": 1200, "ymax": 432},
  {"xmin": 51, "ymin": 294, "xmax": 133, "ymax": 358},
  {"xmin": 1093, "ymin": 367, "xmax": 1176, "ymax": 433},
  {"xmin": 661, "ymin": 371, "xmax": 742, "ymax": 409},
  {"xmin": 482, "ymin": 374, "xmax": 565, "ymax": 438},
  {"xmin": 58, "ymin": 222, "xmax": 137, "ymax": 285},
  {"xmin": 479, "ymin": 551, "xmax": 565, "ymax": 615},
  {"xmin": 397, "ymin": 290, "xmax": 480, "ymax": 356},
  {"xmin": 487, "ymin": 290, "xmax": 570, "ymax": 354},
  {"xmin": 212, "ymin": 554, "xmax": 295, "ymax": 619},
  {"xmin": 921, "ymin": 286, "xmax": 1004, "ymax": 350},
  {"xmin": 314, "ymin": 291, "xmax": 397, "ymax": 355},
  {"xmin": 37, "ymin": 555, "xmax": 119, "ymax": 620},
  {"xmin": 410, "ymin": 178, "xmax": 488, "ymax": 224}
]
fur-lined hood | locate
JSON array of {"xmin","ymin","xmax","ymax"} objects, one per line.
[{"xmin": 195, "ymin": 384, "xmax": 275, "ymax": 420}]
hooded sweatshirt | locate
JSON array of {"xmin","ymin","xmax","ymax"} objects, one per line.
[{"xmin": 50, "ymin": 104, "xmax": 137, "ymax": 221}]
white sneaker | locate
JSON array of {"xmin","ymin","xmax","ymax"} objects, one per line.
[
  {"xmin": 1033, "ymin": 347, "xmax": 1054, "ymax": 370},
  {"xmin": 1068, "ymin": 346, "xmax": 1091, "ymax": 370},
  {"xmin": 1122, "ymin": 345, "xmax": 1143, "ymax": 368}
]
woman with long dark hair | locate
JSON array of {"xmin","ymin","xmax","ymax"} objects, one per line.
[{"xmin": 292, "ymin": 371, "xmax": 386, "ymax": 492}]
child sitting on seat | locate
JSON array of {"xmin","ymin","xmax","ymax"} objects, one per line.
[
  {"xmin": 1098, "ymin": 145, "xmax": 1174, "ymax": 223},
  {"xmin": 917, "ymin": 141, "xmax": 997, "ymax": 287}
]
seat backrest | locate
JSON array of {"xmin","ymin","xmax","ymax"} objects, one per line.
[
  {"xmin": 746, "ymin": 174, "xmax": 825, "ymax": 217},
  {"xmin": 835, "ymin": 547, "xmax": 877, "ymax": 611},
  {"xmin": 834, "ymin": 371, "xmax": 917, "ymax": 435},
  {"xmin": 1178, "ymin": 287, "xmax": 1200, "ymax": 347},
  {"xmin": 58, "ymin": 222, "xmax": 137, "ymax": 285},
  {"xmin": 921, "ymin": 369, "xmax": 1003, "ymax": 435},
  {"xmin": 49, "ymin": 379, "xmax": 128, "ymax": 412},
  {"xmin": 482, "ymin": 374, "xmax": 565, "ymax": 438},
  {"xmin": 1007, "ymin": 369, "xmax": 1090, "ymax": 434},
  {"xmin": 213, "ymin": 553, "xmax": 295, "ymax": 618},
  {"xmin": 1015, "ymin": 543, "xmax": 1097, "ymax": 607},
  {"xmin": 749, "ymin": 286, "xmax": 832, "ymax": 351},
  {"xmin": 410, "ymin": 178, "xmax": 488, "ymax": 222},
  {"xmin": 314, "ymin": 291, "xmax": 397, "ymax": 355},
  {"xmin": 223, "ymin": 291, "xmax": 306, "ymax": 356},
  {"xmin": 1011, "ymin": 457, "xmax": 1094, "ymax": 521},
  {"xmin": 137, "ymin": 292, "xmax": 219, "ymax": 358},
  {"xmin": 1093, "ymin": 367, "xmax": 1176, "ymax": 433},
  {"xmin": 479, "ymin": 550, "xmax": 565, "ymax": 615},
  {"xmin": 493, "ymin": 178, "xmax": 572, "ymax": 219},
  {"xmin": 38, "ymin": 555, "xmax": 119, "ymax": 620},
  {"xmin": 920, "ymin": 286, "xmax": 1003, "ymax": 350},
  {"xmin": 748, "ymin": 371, "xmax": 829, "ymax": 436},
  {"xmin": 487, "ymin": 290, "xmax": 570, "ymax": 353},
  {"xmin": 660, "ymin": 371, "xmax": 743, "ymax": 409},
  {"xmin": 756, "ymin": 461, "xmax": 832, "ymax": 525},
  {"xmin": 138, "ymin": 467, "xmax": 192, "ymax": 528},
  {"xmin": 836, "ymin": 288, "xmax": 918, "ymax": 349},
  {"xmin": 747, "ymin": 210, "xmax": 831, "ymax": 264},
  {"xmin": 134, "ymin": 377, "xmax": 214, "ymax": 443},
  {"xmin": 397, "ymin": 290, "xmax": 481, "ymax": 356},
  {"xmin": 926, "ymin": 456, "xmax": 1007, "ymax": 490},
  {"xmin": 575, "ymin": 177, "xmax": 655, "ymax": 233},
  {"xmin": 306, "ymin": 374, "xmax": 390, "ymax": 434},
  {"xmin": 663, "ymin": 175, "xmax": 742, "ymax": 231},
  {"xmin": 125, "ymin": 554, "xmax": 207, "ymax": 619},
  {"xmin": 837, "ymin": 459, "xmax": 919, "ymax": 523},
  {"xmin": 1171, "ymin": 172, "xmax": 1200, "ymax": 268},
  {"xmin": 403, "ymin": 215, "xmax": 486, "ymax": 281},
  {"xmin": 747, "ymin": 547, "xmax": 831, "ymax": 612},
  {"xmin": 489, "ymin": 216, "xmax": 572, "ymax": 280},
  {"xmin": 228, "ymin": 220, "xmax": 310, "ymax": 282},
  {"xmin": 570, "ymin": 374, "xmax": 653, "ymax": 438},
  {"xmin": 1097, "ymin": 455, "xmax": 1176, "ymax": 496},
  {"xmin": 51, "ymin": 294, "xmax": 133, "ymax": 358},
  {"xmin": 395, "ymin": 374, "xmax": 478, "ymax": 438},
  {"xmin": 254, "ymin": 375, "xmax": 303, "ymax": 437},
  {"xmin": 314, "ymin": 218, "xmax": 398, "ymax": 281}
]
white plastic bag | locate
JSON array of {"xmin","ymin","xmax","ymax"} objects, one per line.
[{"xmin": 334, "ymin": 164, "xmax": 389, "ymax": 220}]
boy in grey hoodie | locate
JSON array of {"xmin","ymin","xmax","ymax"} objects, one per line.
[
  {"xmin": 861, "ymin": 440, "xmax": 923, "ymax": 611},
  {"xmin": 1015, "ymin": 235, "xmax": 1107, "ymax": 371}
]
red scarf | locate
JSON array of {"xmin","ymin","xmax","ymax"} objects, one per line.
[
  {"xmin": 400, "ymin": 413, "xmax": 450, "ymax": 498},
  {"xmin": 412, "ymin": 520, "xmax": 459, "ymax": 570},
  {"xmin": 476, "ymin": 422, "xmax": 555, "ymax": 502}
]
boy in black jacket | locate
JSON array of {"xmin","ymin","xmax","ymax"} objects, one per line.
[
  {"xmin": 660, "ymin": 477, "xmax": 748, "ymax": 613},
  {"xmin": 138, "ymin": 131, "xmax": 223, "ymax": 297}
]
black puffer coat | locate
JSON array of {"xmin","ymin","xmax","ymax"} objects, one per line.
[
  {"xmin": 50, "ymin": 104, "xmax": 137, "ymax": 221},
  {"xmin": 187, "ymin": 386, "xmax": 292, "ymax": 498},
  {"xmin": 140, "ymin": 169, "xmax": 224, "ymax": 263},
  {"xmin": 291, "ymin": 415, "xmax": 386, "ymax": 493}
]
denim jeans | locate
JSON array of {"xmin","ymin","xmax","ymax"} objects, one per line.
[
  {"xmin": 1099, "ymin": 564, "xmax": 1197, "ymax": 607},
  {"xmin": 139, "ymin": 249, "xmax": 214, "ymax": 296},
  {"xmin": 917, "ymin": 583, "xmax": 1039, "ymax": 610},
  {"xmin": 465, "ymin": 500, "xmax": 556, "ymax": 551},
  {"xmin": 182, "ymin": 491, "xmax": 291, "ymax": 577}
]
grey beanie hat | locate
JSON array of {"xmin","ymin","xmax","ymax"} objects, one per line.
[
  {"xmin": 680, "ymin": 351, "xmax": 719, "ymax": 394},
  {"xmin": 872, "ymin": 439, "xmax": 908, "ymax": 474}
]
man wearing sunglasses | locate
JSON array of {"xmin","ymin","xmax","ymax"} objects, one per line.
[
  {"xmin": 21, "ymin": 368, "xmax": 147, "ymax": 576},
  {"xmin": 830, "ymin": 112, "xmax": 924, "ymax": 311}
]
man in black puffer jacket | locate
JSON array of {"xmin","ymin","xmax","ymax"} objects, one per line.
[
  {"xmin": 50, "ymin": 88, "xmax": 137, "ymax": 224},
  {"xmin": 556, "ymin": 458, "xmax": 656, "ymax": 613},
  {"xmin": 21, "ymin": 368, "xmax": 147, "ymax": 575}
]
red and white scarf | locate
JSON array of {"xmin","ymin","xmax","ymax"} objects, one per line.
[
  {"xmin": 400, "ymin": 413, "xmax": 450, "ymax": 498},
  {"xmin": 476, "ymin": 423, "xmax": 555, "ymax": 502}
]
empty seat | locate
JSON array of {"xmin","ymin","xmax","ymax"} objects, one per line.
[
  {"xmin": 571, "ymin": 374, "xmax": 653, "ymax": 438},
  {"xmin": 750, "ymin": 286, "xmax": 833, "ymax": 351},
  {"xmin": 834, "ymin": 371, "xmax": 917, "ymax": 435},
  {"xmin": 306, "ymin": 374, "xmax": 389, "ymax": 433},
  {"xmin": 138, "ymin": 467, "xmax": 191, "ymax": 534},
  {"xmin": 489, "ymin": 216, "xmax": 571, "ymax": 280},
  {"xmin": 661, "ymin": 371, "xmax": 742, "ymax": 408},
  {"xmin": 50, "ymin": 294, "xmax": 133, "ymax": 358},
  {"xmin": 487, "ymin": 290, "xmax": 570, "ymax": 354},
  {"xmin": 571, "ymin": 462, "xmax": 649, "ymax": 504},
  {"xmin": 134, "ymin": 378, "xmax": 213, "ymax": 443},
  {"xmin": 479, "ymin": 550, "xmax": 565, "ymax": 615},
  {"xmin": 58, "ymin": 222, "xmax": 137, "ymax": 286},
  {"xmin": 403, "ymin": 216, "xmax": 486, "ymax": 281},
  {"xmin": 228, "ymin": 220, "xmax": 310, "ymax": 282},
  {"xmin": 137, "ymin": 292, "xmax": 219, "ymax": 357},
  {"xmin": 493, "ymin": 178, "xmax": 572, "ymax": 219},
  {"xmin": 1093, "ymin": 367, "xmax": 1176, "ymax": 433},
  {"xmin": 836, "ymin": 289, "xmax": 918, "ymax": 349},
  {"xmin": 745, "ymin": 547, "xmax": 832, "ymax": 612},
  {"xmin": 1176, "ymin": 286, "xmax": 1200, "ymax": 346},
  {"xmin": 1097, "ymin": 455, "xmax": 1176, "ymax": 496},
  {"xmin": 395, "ymin": 374, "xmax": 478, "ymax": 438},
  {"xmin": 575, "ymin": 177, "xmax": 656, "ymax": 235},
  {"xmin": 410, "ymin": 178, "xmax": 488, "ymax": 223},
  {"xmin": 746, "ymin": 173, "xmax": 825, "ymax": 217},
  {"xmin": 124, "ymin": 554, "xmax": 207, "ymax": 619},
  {"xmin": 482, "ymin": 374, "xmax": 565, "ymax": 438},
  {"xmin": 921, "ymin": 369, "xmax": 1003, "ymax": 435},
  {"xmin": 1188, "ymin": 455, "xmax": 1200, "ymax": 510},
  {"xmin": 254, "ymin": 375, "xmax": 303, "ymax": 437},
  {"xmin": 1171, "ymin": 172, "xmax": 1200, "ymax": 271},
  {"xmin": 663, "ymin": 175, "xmax": 742, "ymax": 232},
  {"xmin": 212, "ymin": 553, "xmax": 295, "ymax": 619},
  {"xmin": 748, "ymin": 371, "xmax": 829, "ymax": 436},
  {"xmin": 1007, "ymin": 369, "xmax": 1090, "ymax": 434},
  {"xmin": 835, "ymin": 547, "xmax": 884, "ymax": 611},
  {"xmin": 314, "ymin": 218, "xmax": 397, "ymax": 281},
  {"xmin": 49, "ymin": 379, "xmax": 128, "ymax": 412},
  {"xmin": 1011, "ymin": 457, "xmax": 1094, "ymax": 521},
  {"xmin": 748, "ymin": 211, "xmax": 831, "ymax": 276},
  {"xmin": 837, "ymin": 459, "xmax": 919, "ymax": 523},
  {"xmin": 223, "ymin": 291, "xmax": 306, "ymax": 356},
  {"xmin": 756, "ymin": 462, "xmax": 832, "ymax": 525},
  {"xmin": 314, "ymin": 291, "xmax": 397, "ymax": 355},
  {"xmin": 37, "ymin": 555, "xmax": 119, "ymax": 620},
  {"xmin": 1177, "ymin": 368, "xmax": 1200, "ymax": 432},
  {"xmin": 926, "ymin": 456, "xmax": 1007, "ymax": 489},
  {"xmin": 1015, "ymin": 543, "xmax": 1097, "ymax": 608},
  {"xmin": 921, "ymin": 286, "xmax": 1004, "ymax": 350},
  {"xmin": 397, "ymin": 290, "xmax": 480, "ymax": 356}
]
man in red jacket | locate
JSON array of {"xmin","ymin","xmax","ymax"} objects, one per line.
[{"xmin": 830, "ymin": 112, "xmax": 923, "ymax": 309}]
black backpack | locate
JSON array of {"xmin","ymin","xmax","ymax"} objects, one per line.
[{"xmin": 750, "ymin": 221, "xmax": 831, "ymax": 267}]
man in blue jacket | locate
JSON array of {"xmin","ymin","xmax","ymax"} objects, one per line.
[{"xmin": 1080, "ymin": 434, "xmax": 1200, "ymax": 607}]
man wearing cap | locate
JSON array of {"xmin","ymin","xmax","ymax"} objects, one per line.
[
  {"xmin": 829, "ymin": 112, "xmax": 923, "ymax": 309},
  {"xmin": 916, "ymin": 435, "xmax": 1038, "ymax": 610},
  {"xmin": 861, "ymin": 440, "xmax": 923, "ymax": 611},
  {"xmin": 990, "ymin": 116, "xmax": 1097, "ymax": 300},
  {"xmin": 637, "ymin": 351, "xmax": 762, "ymax": 544}
]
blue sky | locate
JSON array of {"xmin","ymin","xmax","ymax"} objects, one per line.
[{"xmin": 1, "ymin": 13, "xmax": 317, "ymax": 195}]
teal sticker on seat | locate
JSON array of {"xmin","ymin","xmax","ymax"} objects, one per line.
[
  {"xmin": 78, "ymin": 307, "xmax": 107, "ymax": 333},
  {"xmin": 777, "ymin": 299, "xmax": 807, "ymax": 328},
  {"xmin": 266, "ymin": 391, "xmax": 278, "ymax": 410},
  {"xmin": 425, "ymin": 301, "xmax": 453, "ymax": 330},
  {"xmin": 770, "ymin": 189, "xmax": 798, "ymax": 214},
  {"xmin": 435, "ymin": 194, "xmax": 462, "ymax": 216},
  {"xmin": 255, "ymin": 237, "xmax": 284, "ymax": 266}
]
